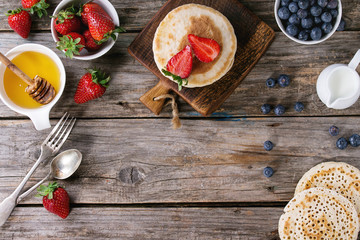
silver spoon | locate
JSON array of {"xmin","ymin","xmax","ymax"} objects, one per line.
[{"xmin": 17, "ymin": 149, "xmax": 82, "ymax": 203}]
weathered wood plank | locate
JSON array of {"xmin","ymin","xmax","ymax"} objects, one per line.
[
  {"xmin": 0, "ymin": 206, "xmax": 281, "ymax": 239},
  {"xmin": 0, "ymin": 117, "xmax": 359, "ymax": 204},
  {"xmin": 0, "ymin": 32, "xmax": 360, "ymax": 118},
  {"xmin": 0, "ymin": 0, "xmax": 358, "ymax": 31}
]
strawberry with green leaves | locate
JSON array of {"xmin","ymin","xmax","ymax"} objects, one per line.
[
  {"xmin": 6, "ymin": 9, "xmax": 32, "ymax": 39},
  {"xmin": 53, "ymin": 6, "xmax": 81, "ymax": 35},
  {"xmin": 74, "ymin": 68, "xmax": 110, "ymax": 104},
  {"xmin": 78, "ymin": 1, "xmax": 111, "ymax": 26},
  {"xmin": 57, "ymin": 32, "xmax": 85, "ymax": 58},
  {"xmin": 22, "ymin": 0, "xmax": 49, "ymax": 18},
  {"xmin": 36, "ymin": 182, "xmax": 70, "ymax": 219},
  {"xmin": 87, "ymin": 11, "xmax": 125, "ymax": 43},
  {"xmin": 188, "ymin": 34, "xmax": 220, "ymax": 63}
]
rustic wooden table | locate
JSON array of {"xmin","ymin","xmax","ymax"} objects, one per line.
[{"xmin": 0, "ymin": 0, "xmax": 359, "ymax": 239}]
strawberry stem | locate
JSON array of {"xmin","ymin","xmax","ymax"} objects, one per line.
[
  {"xmin": 57, "ymin": 35, "xmax": 84, "ymax": 59},
  {"xmin": 161, "ymin": 69, "xmax": 188, "ymax": 91},
  {"xmin": 35, "ymin": 182, "xmax": 59, "ymax": 199},
  {"xmin": 25, "ymin": 0, "xmax": 49, "ymax": 18},
  {"xmin": 95, "ymin": 26, "xmax": 126, "ymax": 45},
  {"xmin": 86, "ymin": 68, "xmax": 110, "ymax": 88}
]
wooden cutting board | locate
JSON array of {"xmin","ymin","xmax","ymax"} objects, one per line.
[{"xmin": 128, "ymin": 0, "xmax": 275, "ymax": 116}]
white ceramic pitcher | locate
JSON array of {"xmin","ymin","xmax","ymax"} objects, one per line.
[{"xmin": 316, "ymin": 49, "xmax": 360, "ymax": 110}]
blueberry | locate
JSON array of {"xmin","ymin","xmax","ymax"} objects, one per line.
[
  {"xmin": 336, "ymin": 137, "xmax": 348, "ymax": 150},
  {"xmin": 286, "ymin": 24, "xmax": 299, "ymax": 36},
  {"xmin": 321, "ymin": 12, "xmax": 332, "ymax": 22},
  {"xmin": 327, "ymin": 0, "xmax": 338, "ymax": 9},
  {"xmin": 298, "ymin": 30, "xmax": 310, "ymax": 40},
  {"xmin": 302, "ymin": 18, "xmax": 314, "ymax": 29},
  {"xmin": 278, "ymin": 7, "xmax": 291, "ymax": 20},
  {"xmin": 261, "ymin": 104, "xmax": 272, "ymax": 114},
  {"xmin": 310, "ymin": 0, "xmax": 316, "ymax": 5},
  {"xmin": 266, "ymin": 78, "xmax": 276, "ymax": 88},
  {"xmin": 297, "ymin": 8, "xmax": 308, "ymax": 19},
  {"xmin": 294, "ymin": 102, "xmax": 304, "ymax": 112},
  {"xmin": 263, "ymin": 167, "xmax": 274, "ymax": 178},
  {"xmin": 321, "ymin": 22, "xmax": 333, "ymax": 34},
  {"xmin": 278, "ymin": 74, "xmax": 291, "ymax": 87},
  {"xmin": 310, "ymin": 27, "xmax": 322, "ymax": 40},
  {"xmin": 317, "ymin": 0, "xmax": 328, "ymax": 8},
  {"xmin": 310, "ymin": 5, "xmax": 322, "ymax": 17},
  {"xmin": 330, "ymin": 9, "xmax": 338, "ymax": 18},
  {"xmin": 274, "ymin": 104, "xmax": 286, "ymax": 115},
  {"xmin": 293, "ymin": 0, "xmax": 299, "ymax": 2},
  {"xmin": 264, "ymin": 141, "xmax": 274, "ymax": 151},
  {"xmin": 337, "ymin": 18, "xmax": 346, "ymax": 31},
  {"xmin": 289, "ymin": 14, "xmax": 301, "ymax": 25},
  {"xmin": 349, "ymin": 134, "xmax": 360, "ymax": 147},
  {"xmin": 314, "ymin": 16, "xmax": 322, "ymax": 25},
  {"xmin": 281, "ymin": 0, "xmax": 291, "ymax": 6},
  {"xmin": 329, "ymin": 125, "xmax": 339, "ymax": 136},
  {"xmin": 289, "ymin": 2, "xmax": 299, "ymax": 13},
  {"xmin": 298, "ymin": 0, "xmax": 310, "ymax": 9}
]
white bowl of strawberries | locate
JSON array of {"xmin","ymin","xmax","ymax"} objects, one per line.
[{"xmin": 51, "ymin": 0, "xmax": 123, "ymax": 60}]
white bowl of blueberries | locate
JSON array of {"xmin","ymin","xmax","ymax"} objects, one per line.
[{"xmin": 275, "ymin": 0, "xmax": 342, "ymax": 44}]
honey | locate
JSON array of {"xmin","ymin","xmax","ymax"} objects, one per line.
[{"xmin": 3, "ymin": 51, "xmax": 60, "ymax": 108}]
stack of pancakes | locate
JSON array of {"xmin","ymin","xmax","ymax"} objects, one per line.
[
  {"xmin": 279, "ymin": 162, "xmax": 360, "ymax": 239},
  {"xmin": 153, "ymin": 4, "xmax": 237, "ymax": 88}
]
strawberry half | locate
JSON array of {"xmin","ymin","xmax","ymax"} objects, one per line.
[
  {"xmin": 36, "ymin": 182, "xmax": 70, "ymax": 219},
  {"xmin": 78, "ymin": 2, "xmax": 112, "ymax": 26},
  {"xmin": 6, "ymin": 9, "xmax": 32, "ymax": 39},
  {"xmin": 56, "ymin": 32, "xmax": 85, "ymax": 58},
  {"xmin": 22, "ymin": 0, "xmax": 49, "ymax": 18},
  {"xmin": 188, "ymin": 34, "xmax": 220, "ymax": 63},
  {"xmin": 166, "ymin": 45, "xmax": 193, "ymax": 79},
  {"xmin": 74, "ymin": 68, "xmax": 110, "ymax": 104}
]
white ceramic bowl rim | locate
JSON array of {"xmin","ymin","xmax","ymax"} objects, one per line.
[{"xmin": 274, "ymin": 0, "xmax": 342, "ymax": 45}]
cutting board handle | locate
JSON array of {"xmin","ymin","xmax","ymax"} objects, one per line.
[{"xmin": 140, "ymin": 81, "xmax": 170, "ymax": 115}]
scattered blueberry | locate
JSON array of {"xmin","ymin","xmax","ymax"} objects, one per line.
[
  {"xmin": 263, "ymin": 167, "xmax": 274, "ymax": 178},
  {"xmin": 317, "ymin": 0, "xmax": 328, "ymax": 8},
  {"xmin": 330, "ymin": 9, "xmax": 338, "ymax": 18},
  {"xmin": 264, "ymin": 141, "xmax": 274, "ymax": 151},
  {"xmin": 310, "ymin": 27, "xmax": 322, "ymax": 40},
  {"xmin": 310, "ymin": 0, "xmax": 316, "ymax": 5},
  {"xmin": 310, "ymin": 5, "xmax": 322, "ymax": 17},
  {"xmin": 281, "ymin": 0, "xmax": 292, "ymax": 6},
  {"xmin": 336, "ymin": 137, "xmax": 348, "ymax": 150},
  {"xmin": 278, "ymin": 74, "xmax": 291, "ymax": 87},
  {"xmin": 261, "ymin": 104, "xmax": 272, "ymax": 114},
  {"xmin": 327, "ymin": 0, "xmax": 338, "ymax": 9},
  {"xmin": 266, "ymin": 78, "xmax": 277, "ymax": 88},
  {"xmin": 349, "ymin": 134, "xmax": 360, "ymax": 147},
  {"xmin": 289, "ymin": 14, "xmax": 301, "ymax": 25},
  {"xmin": 301, "ymin": 18, "xmax": 314, "ymax": 29},
  {"xmin": 314, "ymin": 16, "xmax": 322, "ymax": 25},
  {"xmin": 321, "ymin": 22, "xmax": 333, "ymax": 34},
  {"xmin": 294, "ymin": 102, "xmax": 304, "ymax": 112},
  {"xmin": 298, "ymin": 0, "xmax": 310, "ymax": 9},
  {"xmin": 298, "ymin": 30, "xmax": 310, "ymax": 40},
  {"xmin": 289, "ymin": 2, "xmax": 299, "ymax": 13},
  {"xmin": 274, "ymin": 104, "xmax": 286, "ymax": 116},
  {"xmin": 321, "ymin": 12, "xmax": 332, "ymax": 23},
  {"xmin": 278, "ymin": 7, "xmax": 291, "ymax": 20},
  {"xmin": 286, "ymin": 24, "xmax": 299, "ymax": 36},
  {"xmin": 337, "ymin": 18, "xmax": 346, "ymax": 31},
  {"xmin": 329, "ymin": 125, "xmax": 339, "ymax": 136},
  {"xmin": 297, "ymin": 8, "xmax": 308, "ymax": 19}
]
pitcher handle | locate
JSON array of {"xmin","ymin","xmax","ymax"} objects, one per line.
[{"xmin": 348, "ymin": 49, "xmax": 360, "ymax": 70}]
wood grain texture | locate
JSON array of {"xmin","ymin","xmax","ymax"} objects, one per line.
[
  {"xmin": 0, "ymin": 117, "xmax": 359, "ymax": 204},
  {"xmin": 129, "ymin": 0, "xmax": 275, "ymax": 116},
  {"xmin": 0, "ymin": 207, "xmax": 282, "ymax": 239},
  {"xmin": 0, "ymin": 0, "xmax": 359, "ymax": 31}
]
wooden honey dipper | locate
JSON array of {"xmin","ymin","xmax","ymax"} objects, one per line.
[{"xmin": 0, "ymin": 52, "xmax": 55, "ymax": 105}]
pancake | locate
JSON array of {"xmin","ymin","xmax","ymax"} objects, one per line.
[
  {"xmin": 153, "ymin": 4, "xmax": 237, "ymax": 88},
  {"xmin": 295, "ymin": 162, "xmax": 360, "ymax": 223},
  {"xmin": 278, "ymin": 187, "xmax": 359, "ymax": 240}
]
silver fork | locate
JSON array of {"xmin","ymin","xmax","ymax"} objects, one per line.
[{"xmin": 0, "ymin": 112, "xmax": 76, "ymax": 226}]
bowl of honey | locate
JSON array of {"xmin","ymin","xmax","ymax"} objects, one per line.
[{"xmin": 0, "ymin": 44, "xmax": 66, "ymax": 130}]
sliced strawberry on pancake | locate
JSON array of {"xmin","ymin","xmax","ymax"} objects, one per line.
[
  {"xmin": 188, "ymin": 34, "xmax": 220, "ymax": 63},
  {"xmin": 166, "ymin": 45, "xmax": 193, "ymax": 79}
]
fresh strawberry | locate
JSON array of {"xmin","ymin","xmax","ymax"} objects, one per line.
[
  {"xmin": 36, "ymin": 182, "xmax": 70, "ymax": 219},
  {"xmin": 78, "ymin": 2, "xmax": 111, "ymax": 26},
  {"xmin": 166, "ymin": 45, "xmax": 193, "ymax": 79},
  {"xmin": 84, "ymin": 29, "xmax": 102, "ymax": 51},
  {"xmin": 6, "ymin": 9, "xmax": 32, "ymax": 39},
  {"xmin": 53, "ymin": 7, "xmax": 81, "ymax": 35},
  {"xmin": 57, "ymin": 32, "xmax": 85, "ymax": 58},
  {"xmin": 74, "ymin": 68, "xmax": 110, "ymax": 104},
  {"xmin": 188, "ymin": 34, "xmax": 220, "ymax": 63},
  {"xmin": 87, "ymin": 11, "xmax": 125, "ymax": 43},
  {"xmin": 22, "ymin": 0, "xmax": 49, "ymax": 18}
]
